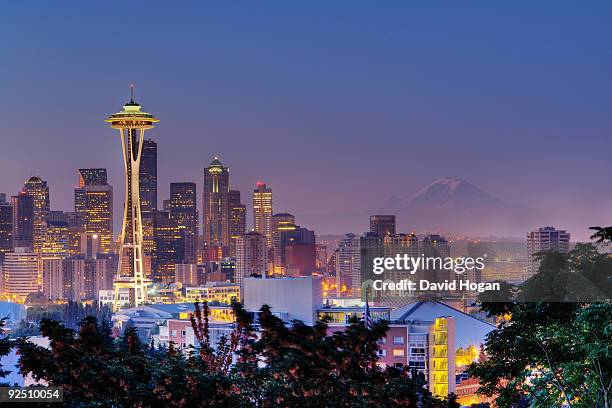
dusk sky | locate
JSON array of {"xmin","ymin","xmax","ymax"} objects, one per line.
[{"xmin": 1, "ymin": 2, "xmax": 611, "ymax": 240}]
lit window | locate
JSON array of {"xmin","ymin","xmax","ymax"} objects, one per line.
[{"xmin": 393, "ymin": 349, "xmax": 405, "ymax": 357}]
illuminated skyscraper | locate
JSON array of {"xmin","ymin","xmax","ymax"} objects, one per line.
[
  {"xmin": 40, "ymin": 220, "xmax": 70, "ymax": 259},
  {"xmin": 3, "ymin": 247, "xmax": 40, "ymax": 298},
  {"xmin": 202, "ymin": 157, "xmax": 230, "ymax": 249},
  {"xmin": 151, "ymin": 210, "xmax": 185, "ymax": 284},
  {"xmin": 228, "ymin": 190, "xmax": 246, "ymax": 256},
  {"xmin": 336, "ymin": 233, "xmax": 361, "ymax": 297},
  {"xmin": 74, "ymin": 169, "xmax": 113, "ymax": 254},
  {"xmin": 11, "ymin": 192, "xmax": 34, "ymax": 250},
  {"xmin": 105, "ymin": 87, "xmax": 158, "ymax": 308},
  {"xmin": 0, "ymin": 194, "xmax": 12, "ymax": 257},
  {"xmin": 167, "ymin": 182, "xmax": 198, "ymax": 262},
  {"xmin": 271, "ymin": 213, "xmax": 295, "ymax": 269},
  {"xmin": 139, "ymin": 139, "xmax": 158, "ymax": 218},
  {"xmin": 235, "ymin": 232, "xmax": 268, "ymax": 290},
  {"xmin": 253, "ymin": 182, "xmax": 273, "ymax": 248},
  {"xmin": 23, "ymin": 177, "xmax": 50, "ymax": 253}
]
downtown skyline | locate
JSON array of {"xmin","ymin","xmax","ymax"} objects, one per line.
[{"xmin": 1, "ymin": 2, "xmax": 611, "ymax": 240}]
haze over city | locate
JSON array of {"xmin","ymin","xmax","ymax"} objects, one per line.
[{"xmin": 1, "ymin": 2, "xmax": 611, "ymax": 239}]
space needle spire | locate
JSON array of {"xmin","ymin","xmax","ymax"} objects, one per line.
[{"xmin": 105, "ymin": 86, "xmax": 159, "ymax": 309}]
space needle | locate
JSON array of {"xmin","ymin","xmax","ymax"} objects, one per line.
[{"xmin": 106, "ymin": 86, "xmax": 158, "ymax": 309}]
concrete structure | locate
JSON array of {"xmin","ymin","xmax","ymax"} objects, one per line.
[
  {"xmin": 244, "ymin": 276, "xmax": 323, "ymax": 325},
  {"xmin": 175, "ymin": 263, "xmax": 199, "ymax": 286},
  {"xmin": 106, "ymin": 87, "xmax": 158, "ymax": 309},
  {"xmin": 526, "ymin": 226, "xmax": 570, "ymax": 279},
  {"xmin": 235, "ymin": 232, "xmax": 268, "ymax": 288}
]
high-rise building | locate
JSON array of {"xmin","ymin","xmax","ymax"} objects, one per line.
[
  {"xmin": 23, "ymin": 177, "xmax": 50, "ymax": 253},
  {"xmin": 2, "ymin": 247, "xmax": 40, "ymax": 298},
  {"xmin": 0, "ymin": 194, "xmax": 12, "ymax": 257},
  {"xmin": 11, "ymin": 192, "xmax": 34, "ymax": 250},
  {"xmin": 77, "ymin": 168, "xmax": 107, "ymax": 186},
  {"xmin": 167, "ymin": 182, "xmax": 198, "ymax": 263},
  {"xmin": 235, "ymin": 232, "xmax": 268, "ymax": 290},
  {"xmin": 369, "ymin": 215, "xmax": 396, "ymax": 237},
  {"xmin": 361, "ymin": 232, "xmax": 419, "ymax": 305},
  {"xmin": 202, "ymin": 157, "xmax": 230, "ymax": 250},
  {"xmin": 253, "ymin": 182, "xmax": 273, "ymax": 248},
  {"xmin": 40, "ymin": 220, "xmax": 70, "ymax": 259},
  {"xmin": 279, "ymin": 226, "xmax": 315, "ymax": 277},
  {"xmin": 151, "ymin": 210, "xmax": 185, "ymax": 284},
  {"xmin": 228, "ymin": 190, "xmax": 246, "ymax": 257},
  {"xmin": 139, "ymin": 139, "xmax": 158, "ymax": 218},
  {"xmin": 526, "ymin": 226, "xmax": 570, "ymax": 279},
  {"xmin": 74, "ymin": 169, "xmax": 113, "ymax": 254},
  {"xmin": 336, "ymin": 233, "xmax": 361, "ymax": 297},
  {"xmin": 271, "ymin": 213, "xmax": 295, "ymax": 269},
  {"xmin": 106, "ymin": 88, "xmax": 158, "ymax": 308},
  {"xmin": 42, "ymin": 258, "xmax": 64, "ymax": 300}
]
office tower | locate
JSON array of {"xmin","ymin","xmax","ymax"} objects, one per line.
[
  {"xmin": 336, "ymin": 233, "xmax": 361, "ymax": 297},
  {"xmin": 79, "ymin": 232, "xmax": 101, "ymax": 259},
  {"xmin": 253, "ymin": 182, "xmax": 273, "ymax": 248},
  {"xmin": 40, "ymin": 220, "xmax": 70, "ymax": 259},
  {"xmin": 228, "ymin": 190, "xmax": 246, "ymax": 256},
  {"xmin": 235, "ymin": 232, "xmax": 268, "ymax": 289},
  {"xmin": 526, "ymin": 226, "xmax": 570, "ymax": 279},
  {"xmin": 271, "ymin": 213, "xmax": 295, "ymax": 269},
  {"xmin": 361, "ymin": 232, "xmax": 419, "ymax": 305},
  {"xmin": 64, "ymin": 211, "xmax": 83, "ymax": 257},
  {"xmin": 11, "ymin": 192, "xmax": 34, "ymax": 250},
  {"xmin": 151, "ymin": 210, "xmax": 185, "ymax": 284},
  {"xmin": 105, "ymin": 88, "xmax": 158, "ymax": 308},
  {"xmin": 139, "ymin": 139, "xmax": 158, "ymax": 217},
  {"xmin": 23, "ymin": 177, "xmax": 50, "ymax": 253},
  {"xmin": 280, "ymin": 226, "xmax": 316, "ymax": 277},
  {"xmin": 77, "ymin": 168, "xmax": 107, "ymax": 186},
  {"xmin": 74, "ymin": 169, "xmax": 113, "ymax": 254},
  {"xmin": 2, "ymin": 247, "xmax": 40, "ymax": 297},
  {"xmin": 0, "ymin": 194, "xmax": 12, "ymax": 257},
  {"xmin": 285, "ymin": 243, "xmax": 317, "ymax": 277},
  {"xmin": 369, "ymin": 215, "xmax": 396, "ymax": 237},
  {"xmin": 167, "ymin": 182, "xmax": 198, "ymax": 263},
  {"xmin": 202, "ymin": 157, "xmax": 230, "ymax": 250}
]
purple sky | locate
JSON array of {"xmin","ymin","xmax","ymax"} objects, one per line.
[{"xmin": 1, "ymin": 2, "xmax": 611, "ymax": 240}]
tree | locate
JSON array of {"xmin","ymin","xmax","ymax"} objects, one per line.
[
  {"xmin": 0, "ymin": 318, "xmax": 14, "ymax": 384},
  {"xmin": 470, "ymin": 244, "xmax": 612, "ymax": 408}
]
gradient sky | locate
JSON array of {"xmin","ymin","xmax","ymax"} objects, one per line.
[{"xmin": 1, "ymin": 1, "xmax": 611, "ymax": 240}]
